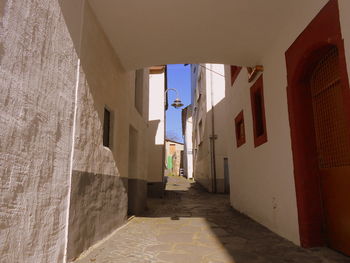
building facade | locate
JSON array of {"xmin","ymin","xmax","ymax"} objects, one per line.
[
  {"xmin": 191, "ymin": 64, "xmax": 230, "ymax": 193},
  {"xmin": 188, "ymin": 1, "xmax": 350, "ymax": 254},
  {"xmin": 147, "ymin": 66, "xmax": 166, "ymax": 197},
  {"xmin": 165, "ymin": 139, "xmax": 184, "ymax": 177},
  {"xmin": 1, "ymin": 1, "xmax": 151, "ymax": 262},
  {"xmin": 222, "ymin": 0, "xmax": 350, "ymax": 255},
  {"xmin": 182, "ymin": 105, "xmax": 193, "ymax": 179}
]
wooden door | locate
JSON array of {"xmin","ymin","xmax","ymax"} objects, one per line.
[{"xmin": 310, "ymin": 46, "xmax": 350, "ymax": 255}]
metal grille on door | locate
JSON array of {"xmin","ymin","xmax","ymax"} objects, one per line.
[{"xmin": 310, "ymin": 46, "xmax": 350, "ymax": 169}]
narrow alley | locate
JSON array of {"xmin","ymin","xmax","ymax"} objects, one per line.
[
  {"xmin": 3, "ymin": 1, "xmax": 350, "ymax": 262},
  {"xmin": 74, "ymin": 176, "xmax": 350, "ymax": 263}
]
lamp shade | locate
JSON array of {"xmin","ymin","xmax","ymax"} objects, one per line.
[{"xmin": 171, "ymin": 98, "xmax": 184, "ymax": 109}]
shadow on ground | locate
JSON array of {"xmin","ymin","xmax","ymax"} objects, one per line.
[
  {"xmin": 142, "ymin": 176, "xmax": 350, "ymax": 263},
  {"xmin": 74, "ymin": 176, "xmax": 350, "ymax": 263}
]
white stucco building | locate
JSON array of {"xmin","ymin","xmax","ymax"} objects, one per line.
[
  {"xmin": 182, "ymin": 105, "xmax": 193, "ymax": 179},
  {"xmin": 1, "ymin": 1, "xmax": 151, "ymax": 261},
  {"xmin": 191, "ymin": 64, "xmax": 230, "ymax": 193},
  {"xmin": 147, "ymin": 66, "xmax": 166, "ymax": 197}
]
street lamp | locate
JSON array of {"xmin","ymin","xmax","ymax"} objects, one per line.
[{"xmin": 165, "ymin": 88, "xmax": 184, "ymax": 109}]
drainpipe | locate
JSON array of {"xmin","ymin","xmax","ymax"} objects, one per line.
[
  {"xmin": 209, "ymin": 64, "xmax": 217, "ymax": 193},
  {"xmin": 163, "ymin": 65, "xmax": 168, "ymax": 189}
]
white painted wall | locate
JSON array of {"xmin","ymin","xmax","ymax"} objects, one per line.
[
  {"xmin": 185, "ymin": 115, "xmax": 193, "ymax": 179},
  {"xmin": 148, "ymin": 72, "xmax": 165, "ymax": 183},
  {"xmin": 0, "ymin": 0, "xmax": 151, "ymax": 262},
  {"xmin": 183, "ymin": 106, "xmax": 193, "ymax": 179},
  {"xmin": 205, "ymin": 64, "xmax": 229, "ymax": 193},
  {"xmin": 192, "ymin": 64, "xmax": 228, "ymax": 192},
  {"xmin": 0, "ymin": 0, "xmax": 78, "ymax": 262},
  {"xmin": 67, "ymin": 2, "xmax": 151, "ymax": 259},
  {"xmin": 149, "ymin": 73, "xmax": 165, "ymax": 145},
  {"xmin": 191, "ymin": 64, "xmax": 211, "ymax": 189},
  {"xmin": 205, "ymin": 64, "xmax": 226, "ymax": 111},
  {"xmin": 224, "ymin": 66, "xmax": 300, "ymax": 245},
  {"xmin": 222, "ymin": 1, "xmax": 337, "ymax": 246}
]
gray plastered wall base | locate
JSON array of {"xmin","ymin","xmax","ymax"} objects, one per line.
[{"xmin": 67, "ymin": 171, "xmax": 127, "ymax": 261}]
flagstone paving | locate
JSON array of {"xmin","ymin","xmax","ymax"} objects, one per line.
[{"xmin": 74, "ymin": 176, "xmax": 350, "ymax": 263}]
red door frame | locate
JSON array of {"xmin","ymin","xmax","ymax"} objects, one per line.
[{"xmin": 285, "ymin": 0, "xmax": 350, "ymax": 248}]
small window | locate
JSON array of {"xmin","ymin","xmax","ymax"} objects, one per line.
[
  {"xmin": 103, "ymin": 107, "xmax": 111, "ymax": 148},
  {"xmin": 230, "ymin": 66, "xmax": 242, "ymax": 86},
  {"xmin": 235, "ymin": 111, "xmax": 246, "ymax": 148},
  {"xmin": 250, "ymin": 75, "xmax": 267, "ymax": 147},
  {"xmin": 135, "ymin": 69, "xmax": 143, "ymax": 115}
]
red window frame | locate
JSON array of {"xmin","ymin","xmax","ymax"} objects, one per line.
[
  {"xmin": 235, "ymin": 111, "xmax": 246, "ymax": 148},
  {"xmin": 250, "ymin": 75, "xmax": 267, "ymax": 147},
  {"xmin": 230, "ymin": 66, "xmax": 242, "ymax": 86}
]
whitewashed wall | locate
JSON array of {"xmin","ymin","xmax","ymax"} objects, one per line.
[
  {"xmin": 0, "ymin": 0, "xmax": 150, "ymax": 262},
  {"xmin": 0, "ymin": 0, "xmax": 78, "ymax": 262},
  {"xmin": 223, "ymin": 1, "xmax": 341, "ymax": 246},
  {"xmin": 148, "ymin": 72, "xmax": 165, "ymax": 183},
  {"xmin": 192, "ymin": 64, "xmax": 228, "ymax": 192},
  {"xmin": 184, "ymin": 110, "xmax": 193, "ymax": 179}
]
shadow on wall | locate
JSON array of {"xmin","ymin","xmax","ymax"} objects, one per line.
[
  {"xmin": 0, "ymin": 0, "xmax": 6, "ymax": 21},
  {"xmin": 59, "ymin": 1, "xmax": 129, "ymax": 261},
  {"xmin": 147, "ymin": 119, "xmax": 166, "ymax": 198},
  {"xmin": 193, "ymin": 96, "xmax": 230, "ymax": 194},
  {"xmin": 0, "ymin": 0, "xmax": 129, "ymax": 262},
  {"xmin": 67, "ymin": 172, "xmax": 128, "ymax": 260},
  {"xmin": 127, "ymin": 125, "xmax": 147, "ymax": 216}
]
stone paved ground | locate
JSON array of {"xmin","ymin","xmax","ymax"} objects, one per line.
[{"xmin": 74, "ymin": 176, "xmax": 350, "ymax": 263}]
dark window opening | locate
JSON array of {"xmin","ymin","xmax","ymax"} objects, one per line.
[
  {"xmin": 135, "ymin": 69, "xmax": 143, "ymax": 115},
  {"xmin": 230, "ymin": 66, "xmax": 242, "ymax": 86},
  {"xmin": 103, "ymin": 108, "xmax": 111, "ymax": 147},
  {"xmin": 235, "ymin": 111, "xmax": 246, "ymax": 148},
  {"xmin": 250, "ymin": 75, "xmax": 267, "ymax": 147},
  {"xmin": 254, "ymin": 89, "xmax": 264, "ymax": 137}
]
